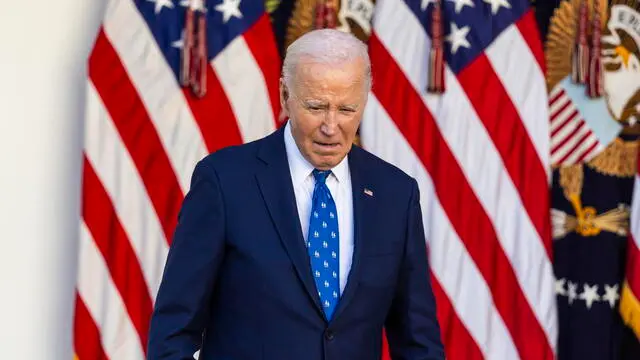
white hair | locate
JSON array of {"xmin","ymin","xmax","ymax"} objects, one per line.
[{"xmin": 282, "ymin": 29, "xmax": 371, "ymax": 94}]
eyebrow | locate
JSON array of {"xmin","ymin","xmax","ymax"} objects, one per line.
[
  {"xmin": 302, "ymin": 100, "xmax": 359, "ymax": 110},
  {"xmin": 302, "ymin": 100, "xmax": 328, "ymax": 108},
  {"xmin": 339, "ymin": 104, "xmax": 359, "ymax": 111}
]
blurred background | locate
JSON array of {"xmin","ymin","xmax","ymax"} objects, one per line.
[{"xmin": 0, "ymin": 0, "xmax": 639, "ymax": 359}]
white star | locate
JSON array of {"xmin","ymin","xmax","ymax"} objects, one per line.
[
  {"xmin": 483, "ymin": 0, "xmax": 511, "ymax": 15},
  {"xmin": 171, "ymin": 30, "xmax": 184, "ymax": 49},
  {"xmin": 215, "ymin": 0, "xmax": 243, "ymax": 23},
  {"xmin": 578, "ymin": 283, "xmax": 601, "ymax": 309},
  {"xmin": 602, "ymin": 284, "xmax": 620, "ymax": 308},
  {"xmin": 421, "ymin": 0, "xmax": 438, "ymax": 11},
  {"xmin": 446, "ymin": 23, "xmax": 471, "ymax": 54},
  {"xmin": 147, "ymin": 0, "xmax": 174, "ymax": 14},
  {"xmin": 448, "ymin": 0, "xmax": 474, "ymax": 13},
  {"xmin": 171, "ymin": 38, "xmax": 184, "ymax": 49},
  {"xmin": 555, "ymin": 278, "xmax": 567, "ymax": 296},
  {"xmin": 567, "ymin": 281, "xmax": 578, "ymax": 305}
]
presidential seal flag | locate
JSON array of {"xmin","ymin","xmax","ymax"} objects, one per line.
[
  {"xmin": 545, "ymin": 0, "xmax": 622, "ymax": 167},
  {"xmin": 547, "ymin": 0, "xmax": 640, "ymax": 358},
  {"xmin": 617, "ymin": 0, "xmax": 640, "ymax": 346},
  {"xmin": 362, "ymin": 0, "xmax": 557, "ymax": 359},
  {"xmin": 74, "ymin": 0, "xmax": 280, "ymax": 358}
]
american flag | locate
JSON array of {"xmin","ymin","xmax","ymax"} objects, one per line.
[
  {"xmin": 362, "ymin": 0, "xmax": 557, "ymax": 359},
  {"xmin": 73, "ymin": 0, "xmax": 280, "ymax": 358}
]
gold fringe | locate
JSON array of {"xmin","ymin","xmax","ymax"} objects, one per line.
[
  {"xmin": 620, "ymin": 281, "xmax": 640, "ymax": 339},
  {"xmin": 545, "ymin": 0, "xmax": 609, "ymax": 91},
  {"xmin": 586, "ymin": 139, "xmax": 639, "ymax": 177},
  {"xmin": 285, "ymin": 0, "xmax": 315, "ymax": 50}
]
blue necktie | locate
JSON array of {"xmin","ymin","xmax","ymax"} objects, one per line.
[{"xmin": 308, "ymin": 169, "xmax": 340, "ymax": 320}]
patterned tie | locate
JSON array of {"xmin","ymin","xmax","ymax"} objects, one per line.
[{"xmin": 308, "ymin": 169, "xmax": 340, "ymax": 320}]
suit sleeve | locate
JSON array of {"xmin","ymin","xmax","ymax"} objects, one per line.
[
  {"xmin": 147, "ymin": 160, "xmax": 226, "ymax": 359},
  {"xmin": 385, "ymin": 178, "xmax": 445, "ymax": 360}
]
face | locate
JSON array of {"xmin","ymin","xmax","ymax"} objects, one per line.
[{"xmin": 280, "ymin": 57, "xmax": 368, "ymax": 170}]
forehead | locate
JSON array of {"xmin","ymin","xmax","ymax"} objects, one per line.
[{"xmin": 293, "ymin": 58, "xmax": 366, "ymax": 97}]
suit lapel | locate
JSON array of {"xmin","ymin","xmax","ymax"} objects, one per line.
[
  {"xmin": 331, "ymin": 146, "xmax": 372, "ymax": 323},
  {"xmin": 255, "ymin": 127, "xmax": 324, "ymax": 316}
]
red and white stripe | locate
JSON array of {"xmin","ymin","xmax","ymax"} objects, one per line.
[
  {"xmin": 74, "ymin": 0, "xmax": 280, "ymax": 358},
  {"xmin": 549, "ymin": 86, "xmax": 602, "ymax": 166},
  {"xmin": 362, "ymin": 1, "xmax": 557, "ymax": 359}
]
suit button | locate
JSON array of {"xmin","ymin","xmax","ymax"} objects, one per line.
[{"xmin": 325, "ymin": 329, "xmax": 335, "ymax": 341}]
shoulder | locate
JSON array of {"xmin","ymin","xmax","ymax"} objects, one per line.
[{"xmin": 189, "ymin": 133, "xmax": 270, "ymax": 184}]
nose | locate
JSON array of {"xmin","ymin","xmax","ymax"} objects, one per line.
[{"xmin": 321, "ymin": 110, "xmax": 338, "ymax": 136}]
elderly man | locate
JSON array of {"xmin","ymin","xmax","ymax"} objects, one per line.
[{"xmin": 147, "ymin": 29, "xmax": 444, "ymax": 360}]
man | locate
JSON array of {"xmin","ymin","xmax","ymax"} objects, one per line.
[{"xmin": 147, "ymin": 29, "xmax": 445, "ymax": 360}]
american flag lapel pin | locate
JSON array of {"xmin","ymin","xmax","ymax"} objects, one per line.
[{"xmin": 364, "ymin": 188, "xmax": 373, "ymax": 197}]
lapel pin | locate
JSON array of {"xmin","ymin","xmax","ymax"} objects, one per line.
[{"xmin": 364, "ymin": 188, "xmax": 373, "ymax": 197}]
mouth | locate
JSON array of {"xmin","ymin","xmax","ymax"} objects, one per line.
[{"xmin": 313, "ymin": 141, "xmax": 340, "ymax": 152}]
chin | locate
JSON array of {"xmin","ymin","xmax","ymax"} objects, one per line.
[{"xmin": 313, "ymin": 155, "xmax": 343, "ymax": 170}]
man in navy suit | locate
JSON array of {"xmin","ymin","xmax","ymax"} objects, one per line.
[{"xmin": 147, "ymin": 28, "xmax": 444, "ymax": 360}]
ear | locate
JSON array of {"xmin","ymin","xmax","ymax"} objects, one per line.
[{"xmin": 279, "ymin": 78, "xmax": 290, "ymax": 119}]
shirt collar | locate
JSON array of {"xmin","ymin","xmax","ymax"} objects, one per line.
[{"xmin": 284, "ymin": 121, "xmax": 349, "ymax": 185}]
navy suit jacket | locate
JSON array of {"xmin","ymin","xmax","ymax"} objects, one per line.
[{"xmin": 147, "ymin": 125, "xmax": 444, "ymax": 359}]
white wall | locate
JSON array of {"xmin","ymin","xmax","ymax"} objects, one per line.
[{"xmin": 0, "ymin": 0, "xmax": 106, "ymax": 358}]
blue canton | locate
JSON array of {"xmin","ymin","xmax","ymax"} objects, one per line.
[
  {"xmin": 136, "ymin": 0, "xmax": 264, "ymax": 81},
  {"xmin": 308, "ymin": 169, "xmax": 340, "ymax": 320},
  {"xmin": 408, "ymin": 0, "xmax": 530, "ymax": 73}
]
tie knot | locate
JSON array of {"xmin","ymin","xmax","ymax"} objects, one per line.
[{"xmin": 312, "ymin": 169, "xmax": 331, "ymax": 184}]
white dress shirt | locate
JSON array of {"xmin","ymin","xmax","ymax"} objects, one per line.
[{"xmin": 284, "ymin": 122, "xmax": 354, "ymax": 295}]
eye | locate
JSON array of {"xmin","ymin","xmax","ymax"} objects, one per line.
[
  {"xmin": 304, "ymin": 103, "xmax": 325, "ymax": 112},
  {"xmin": 339, "ymin": 108, "xmax": 356, "ymax": 113}
]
